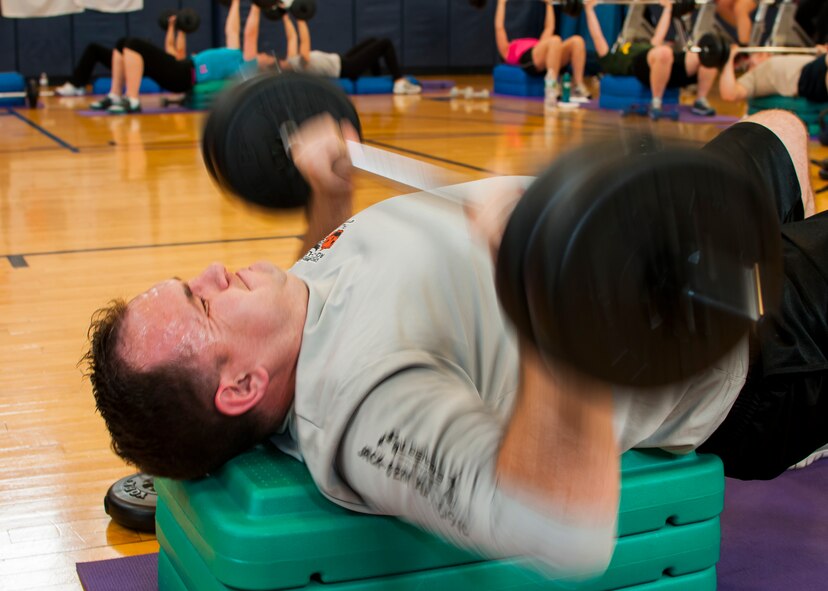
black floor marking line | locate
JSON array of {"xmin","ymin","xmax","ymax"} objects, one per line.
[
  {"xmin": 3, "ymin": 234, "xmax": 304, "ymax": 269},
  {"xmin": 8, "ymin": 109, "xmax": 80, "ymax": 153},
  {"xmin": 362, "ymin": 139, "xmax": 499, "ymax": 174}
]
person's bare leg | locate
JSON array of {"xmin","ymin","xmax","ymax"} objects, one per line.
[
  {"xmin": 532, "ymin": 36, "xmax": 563, "ymax": 80},
  {"xmin": 109, "ymin": 49, "xmax": 124, "ymax": 97},
  {"xmin": 560, "ymin": 36, "xmax": 586, "ymax": 86},
  {"xmin": 685, "ymin": 52, "xmax": 716, "ymax": 101},
  {"xmin": 647, "ymin": 46, "xmax": 672, "ymax": 103},
  {"xmin": 735, "ymin": 0, "xmax": 757, "ymax": 45},
  {"xmin": 122, "ymin": 48, "xmax": 144, "ymax": 101},
  {"xmin": 744, "ymin": 110, "xmax": 815, "ymax": 217}
]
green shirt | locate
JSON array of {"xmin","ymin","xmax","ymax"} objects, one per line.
[{"xmin": 598, "ymin": 42, "xmax": 651, "ymax": 76}]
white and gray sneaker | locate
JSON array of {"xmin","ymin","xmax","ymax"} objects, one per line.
[
  {"xmin": 393, "ymin": 78, "xmax": 422, "ymax": 95},
  {"xmin": 56, "ymin": 82, "xmax": 85, "ymax": 96},
  {"xmin": 544, "ymin": 79, "xmax": 559, "ymax": 107},
  {"xmin": 789, "ymin": 443, "xmax": 828, "ymax": 470},
  {"xmin": 570, "ymin": 84, "xmax": 592, "ymax": 103}
]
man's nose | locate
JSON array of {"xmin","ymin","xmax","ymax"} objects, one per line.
[{"xmin": 189, "ymin": 263, "xmax": 229, "ymax": 294}]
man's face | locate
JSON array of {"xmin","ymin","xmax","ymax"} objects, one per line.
[{"xmin": 120, "ymin": 261, "xmax": 293, "ymax": 376}]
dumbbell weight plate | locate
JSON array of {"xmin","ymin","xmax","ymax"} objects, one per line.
[
  {"xmin": 497, "ymin": 139, "xmax": 783, "ymax": 387},
  {"xmin": 176, "ymin": 7, "xmax": 201, "ymax": 33},
  {"xmin": 103, "ymin": 473, "xmax": 157, "ymax": 532},
  {"xmin": 158, "ymin": 8, "xmax": 176, "ymax": 31},
  {"xmin": 205, "ymin": 72, "xmax": 362, "ymax": 209}
]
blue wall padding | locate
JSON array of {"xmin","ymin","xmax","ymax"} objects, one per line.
[
  {"xmin": 448, "ymin": 1, "xmax": 497, "ymax": 67},
  {"xmin": 0, "ymin": 18, "xmax": 16, "ymax": 72},
  {"xmin": 92, "ymin": 76, "xmax": 163, "ymax": 94},
  {"xmin": 493, "ymin": 64, "xmax": 544, "ymax": 97},
  {"xmin": 355, "ymin": 0, "xmax": 403, "ymax": 58},
  {"xmin": 599, "ymin": 75, "xmax": 679, "ymax": 110},
  {"xmin": 404, "ymin": 0, "xmax": 449, "ymax": 68}
]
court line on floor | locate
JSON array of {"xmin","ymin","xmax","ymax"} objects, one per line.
[
  {"xmin": 362, "ymin": 139, "xmax": 499, "ymax": 174},
  {"xmin": 6, "ymin": 108, "xmax": 80, "ymax": 153},
  {"xmin": 3, "ymin": 234, "xmax": 303, "ymax": 269}
]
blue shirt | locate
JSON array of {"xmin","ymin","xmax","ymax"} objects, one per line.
[{"xmin": 193, "ymin": 48, "xmax": 257, "ymax": 83}]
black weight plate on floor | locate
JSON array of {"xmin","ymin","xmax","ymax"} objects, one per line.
[
  {"xmin": 207, "ymin": 72, "xmax": 361, "ymax": 209},
  {"xmin": 104, "ymin": 473, "xmax": 157, "ymax": 532},
  {"xmin": 519, "ymin": 143, "xmax": 782, "ymax": 387}
]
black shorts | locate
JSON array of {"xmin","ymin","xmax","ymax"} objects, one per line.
[
  {"xmin": 631, "ymin": 50, "xmax": 697, "ymax": 89},
  {"xmin": 797, "ymin": 55, "xmax": 828, "ymax": 103},
  {"xmin": 697, "ymin": 122, "xmax": 828, "ymax": 480},
  {"xmin": 518, "ymin": 47, "xmax": 544, "ymax": 77}
]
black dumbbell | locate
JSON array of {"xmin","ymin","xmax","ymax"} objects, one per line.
[
  {"xmin": 158, "ymin": 7, "xmax": 201, "ymax": 33},
  {"xmin": 254, "ymin": 0, "xmax": 316, "ymax": 21},
  {"xmin": 201, "ymin": 73, "xmax": 783, "ymax": 388}
]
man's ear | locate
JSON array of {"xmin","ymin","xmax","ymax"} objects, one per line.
[{"xmin": 214, "ymin": 367, "xmax": 270, "ymax": 417}]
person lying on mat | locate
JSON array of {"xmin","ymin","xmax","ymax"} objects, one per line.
[
  {"xmin": 583, "ymin": 0, "xmax": 719, "ymax": 118},
  {"xmin": 83, "ymin": 109, "xmax": 825, "ymax": 579},
  {"xmin": 57, "ymin": 15, "xmax": 188, "ymax": 97},
  {"xmin": 494, "ymin": 0, "xmax": 590, "ymax": 106},
  {"xmin": 90, "ymin": 0, "xmax": 270, "ymax": 114},
  {"xmin": 269, "ymin": 16, "xmax": 421, "ymax": 95},
  {"xmin": 718, "ymin": 43, "xmax": 828, "ymax": 103}
]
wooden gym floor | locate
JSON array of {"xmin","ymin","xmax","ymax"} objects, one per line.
[{"xmin": 0, "ymin": 75, "xmax": 826, "ymax": 590}]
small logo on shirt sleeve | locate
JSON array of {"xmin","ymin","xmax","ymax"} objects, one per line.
[{"xmin": 302, "ymin": 219, "xmax": 354, "ymax": 262}]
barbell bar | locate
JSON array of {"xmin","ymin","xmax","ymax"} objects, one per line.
[
  {"xmin": 470, "ymin": 0, "xmax": 711, "ymax": 18},
  {"xmin": 691, "ymin": 32, "xmax": 822, "ymax": 69}
]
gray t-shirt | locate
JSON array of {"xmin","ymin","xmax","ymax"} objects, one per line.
[
  {"xmin": 274, "ymin": 178, "xmax": 748, "ymax": 576},
  {"xmin": 286, "ymin": 51, "xmax": 342, "ymax": 77},
  {"xmin": 738, "ymin": 55, "xmax": 814, "ymax": 98}
]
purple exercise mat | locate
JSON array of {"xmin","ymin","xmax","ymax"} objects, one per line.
[
  {"xmin": 75, "ymin": 461, "xmax": 827, "ymax": 590},
  {"xmin": 76, "ymin": 106, "xmax": 195, "ymax": 117},
  {"xmin": 76, "ymin": 552, "xmax": 157, "ymax": 590}
]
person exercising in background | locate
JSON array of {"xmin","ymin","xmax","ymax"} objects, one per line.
[
  {"xmin": 90, "ymin": 0, "xmax": 269, "ymax": 114},
  {"xmin": 584, "ymin": 0, "xmax": 719, "ymax": 118},
  {"xmin": 272, "ymin": 16, "xmax": 422, "ymax": 95},
  {"xmin": 56, "ymin": 16, "xmax": 187, "ymax": 97},
  {"xmin": 495, "ymin": 0, "xmax": 590, "ymax": 106},
  {"xmin": 715, "ymin": 0, "xmax": 757, "ymax": 46},
  {"xmin": 718, "ymin": 43, "xmax": 828, "ymax": 102}
]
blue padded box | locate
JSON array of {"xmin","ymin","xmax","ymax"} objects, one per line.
[
  {"xmin": 331, "ymin": 76, "xmax": 394, "ymax": 95},
  {"xmin": 599, "ymin": 75, "xmax": 679, "ymax": 110},
  {"xmin": 748, "ymin": 95, "xmax": 828, "ymax": 136},
  {"xmin": 92, "ymin": 77, "xmax": 163, "ymax": 95},
  {"xmin": 156, "ymin": 446, "xmax": 724, "ymax": 591},
  {"xmin": 493, "ymin": 64, "xmax": 545, "ymax": 97},
  {"xmin": 0, "ymin": 71, "xmax": 25, "ymax": 107}
]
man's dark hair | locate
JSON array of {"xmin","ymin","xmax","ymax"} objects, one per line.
[{"xmin": 82, "ymin": 300, "xmax": 272, "ymax": 480}]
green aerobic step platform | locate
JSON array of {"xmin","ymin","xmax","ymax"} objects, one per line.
[
  {"xmin": 185, "ymin": 79, "xmax": 233, "ymax": 110},
  {"xmin": 747, "ymin": 95, "xmax": 828, "ymax": 136},
  {"xmin": 156, "ymin": 446, "xmax": 724, "ymax": 591}
]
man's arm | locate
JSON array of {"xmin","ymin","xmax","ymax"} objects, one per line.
[
  {"xmin": 225, "ymin": 0, "xmax": 241, "ymax": 50},
  {"xmin": 495, "ymin": 0, "xmax": 510, "ymax": 61},
  {"xmin": 243, "ymin": 2, "xmax": 261, "ymax": 61},
  {"xmin": 719, "ymin": 46, "xmax": 750, "ymax": 101},
  {"xmin": 284, "ymin": 15, "xmax": 299, "ymax": 59},
  {"xmin": 289, "ymin": 115, "xmax": 358, "ymax": 256},
  {"xmin": 297, "ymin": 19, "xmax": 312, "ymax": 63},
  {"xmin": 650, "ymin": 0, "xmax": 673, "ymax": 46},
  {"xmin": 584, "ymin": 0, "xmax": 610, "ymax": 57}
]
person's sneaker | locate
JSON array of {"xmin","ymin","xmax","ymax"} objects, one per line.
[
  {"xmin": 691, "ymin": 99, "xmax": 716, "ymax": 117},
  {"xmin": 789, "ymin": 444, "xmax": 828, "ymax": 470},
  {"xmin": 393, "ymin": 78, "xmax": 422, "ymax": 95},
  {"xmin": 544, "ymin": 79, "xmax": 559, "ymax": 107},
  {"xmin": 648, "ymin": 105, "xmax": 663, "ymax": 120},
  {"xmin": 89, "ymin": 95, "xmax": 118, "ymax": 110},
  {"xmin": 570, "ymin": 84, "xmax": 592, "ymax": 103},
  {"xmin": 56, "ymin": 82, "xmax": 85, "ymax": 97},
  {"xmin": 108, "ymin": 98, "xmax": 141, "ymax": 114}
]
